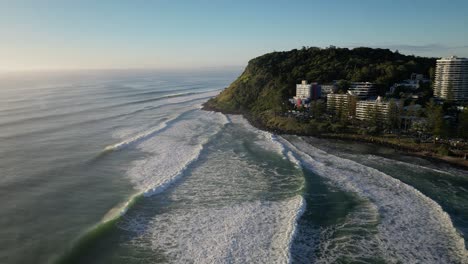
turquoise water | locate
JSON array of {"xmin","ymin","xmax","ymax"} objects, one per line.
[{"xmin": 1, "ymin": 70, "xmax": 467, "ymax": 263}]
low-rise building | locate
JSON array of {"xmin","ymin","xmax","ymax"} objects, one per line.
[
  {"xmin": 289, "ymin": 97, "xmax": 310, "ymax": 108},
  {"xmin": 321, "ymin": 84, "xmax": 338, "ymax": 97},
  {"xmin": 326, "ymin": 93, "xmax": 357, "ymax": 116},
  {"xmin": 292, "ymin": 80, "xmax": 321, "ymax": 107},
  {"xmin": 348, "ymin": 82, "xmax": 376, "ymax": 99},
  {"xmin": 388, "ymin": 73, "xmax": 431, "ymax": 94},
  {"xmin": 355, "ymin": 97, "xmax": 391, "ymax": 121}
]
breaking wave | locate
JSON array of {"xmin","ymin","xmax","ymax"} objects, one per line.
[
  {"xmin": 280, "ymin": 136, "xmax": 468, "ymax": 263},
  {"xmin": 102, "ymin": 109, "xmax": 197, "ymax": 152},
  {"xmin": 54, "ymin": 110, "xmax": 230, "ymax": 264},
  {"xmin": 115, "ymin": 115, "xmax": 306, "ymax": 263}
]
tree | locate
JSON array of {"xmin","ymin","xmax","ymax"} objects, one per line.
[
  {"xmin": 425, "ymin": 100, "xmax": 444, "ymax": 137},
  {"xmin": 336, "ymin": 99, "xmax": 345, "ymax": 121},
  {"xmin": 364, "ymin": 104, "xmax": 378, "ymax": 127},
  {"xmin": 457, "ymin": 109, "xmax": 468, "ymax": 139},
  {"xmin": 407, "ymin": 101, "xmax": 417, "ymax": 118},
  {"xmin": 386, "ymin": 99, "xmax": 400, "ymax": 129},
  {"xmin": 336, "ymin": 80, "xmax": 350, "ymax": 92},
  {"xmin": 363, "ymin": 103, "xmax": 381, "ymax": 134},
  {"xmin": 310, "ymin": 101, "xmax": 325, "ymax": 119},
  {"xmin": 428, "ymin": 67, "xmax": 435, "ymax": 81},
  {"xmin": 327, "ymin": 97, "xmax": 336, "ymax": 115},
  {"xmin": 446, "ymin": 82, "xmax": 454, "ymax": 101},
  {"xmin": 348, "ymin": 96, "xmax": 357, "ymax": 118}
]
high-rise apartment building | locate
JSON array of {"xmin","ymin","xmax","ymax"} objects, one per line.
[{"xmin": 434, "ymin": 56, "xmax": 468, "ymax": 102}]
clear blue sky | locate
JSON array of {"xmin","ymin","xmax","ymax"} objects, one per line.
[{"xmin": 1, "ymin": 0, "xmax": 467, "ymax": 71}]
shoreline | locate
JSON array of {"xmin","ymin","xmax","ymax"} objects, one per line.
[
  {"xmin": 202, "ymin": 103, "xmax": 468, "ymax": 170},
  {"xmin": 314, "ymin": 133, "xmax": 468, "ymax": 170}
]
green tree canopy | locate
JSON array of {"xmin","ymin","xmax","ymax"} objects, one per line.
[
  {"xmin": 207, "ymin": 47, "xmax": 436, "ymax": 117},
  {"xmin": 425, "ymin": 100, "xmax": 444, "ymax": 137}
]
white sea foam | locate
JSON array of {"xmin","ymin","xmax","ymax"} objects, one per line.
[
  {"xmin": 363, "ymin": 154, "xmax": 461, "ymax": 176},
  {"xmin": 105, "ymin": 108, "xmax": 195, "ymax": 151},
  {"xmin": 286, "ymin": 150, "xmax": 302, "ymax": 167},
  {"xmin": 164, "ymin": 90, "xmax": 220, "ymax": 104},
  {"xmin": 121, "ymin": 197, "xmax": 305, "ymax": 263},
  {"xmin": 280, "ymin": 136, "xmax": 468, "ymax": 263},
  {"xmin": 287, "ymin": 197, "xmax": 307, "ymax": 263},
  {"xmin": 116, "ymin": 113, "xmax": 306, "ymax": 263},
  {"xmin": 99, "ymin": 110, "xmax": 230, "ymax": 225},
  {"xmin": 104, "ymin": 120, "xmax": 172, "ymax": 151},
  {"xmin": 313, "ymin": 201, "xmax": 384, "ymax": 263},
  {"xmin": 126, "ymin": 110, "xmax": 229, "ymax": 196},
  {"xmin": 228, "ymin": 115, "xmax": 303, "ymax": 168},
  {"xmin": 228, "ymin": 115, "xmax": 285, "ymax": 155},
  {"xmin": 129, "ymin": 89, "xmax": 221, "ymax": 105},
  {"xmin": 141, "ymin": 143, "xmax": 204, "ymax": 197},
  {"xmin": 105, "ymin": 91, "xmax": 223, "ymax": 151}
]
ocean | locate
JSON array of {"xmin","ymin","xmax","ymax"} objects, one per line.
[{"xmin": 0, "ymin": 69, "xmax": 467, "ymax": 264}]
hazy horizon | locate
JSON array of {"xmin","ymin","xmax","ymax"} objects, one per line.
[{"xmin": 0, "ymin": 46, "xmax": 457, "ymax": 74}]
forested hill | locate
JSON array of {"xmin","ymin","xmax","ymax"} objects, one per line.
[{"xmin": 205, "ymin": 47, "xmax": 436, "ymax": 115}]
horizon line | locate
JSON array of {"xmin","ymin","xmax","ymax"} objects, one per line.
[
  {"xmin": 1, "ymin": 45, "xmax": 466, "ymax": 73},
  {"xmin": 0, "ymin": 65, "xmax": 246, "ymax": 74}
]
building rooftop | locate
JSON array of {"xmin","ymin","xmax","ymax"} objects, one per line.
[{"xmin": 438, "ymin": 56, "xmax": 468, "ymax": 61}]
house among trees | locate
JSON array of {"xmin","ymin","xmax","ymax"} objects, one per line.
[{"xmin": 388, "ymin": 73, "xmax": 431, "ymax": 94}]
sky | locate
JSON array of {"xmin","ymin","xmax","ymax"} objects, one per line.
[{"xmin": 1, "ymin": 0, "xmax": 467, "ymax": 71}]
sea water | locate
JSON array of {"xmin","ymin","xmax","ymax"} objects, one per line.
[{"xmin": 0, "ymin": 70, "xmax": 467, "ymax": 264}]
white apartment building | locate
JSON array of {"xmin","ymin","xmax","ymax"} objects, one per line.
[
  {"xmin": 348, "ymin": 82, "xmax": 376, "ymax": 99},
  {"xmin": 296, "ymin": 80, "xmax": 312, "ymax": 99},
  {"xmin": 355, "ymin": 97, "xmax": 390, "ymax": 121},
  {"xmin": 326, "ymin": 93, "xmax": 356, "ymax": 115},
  {"xmin": 434, "ymin": 56, "xmax": 468, "ymax": 102}
]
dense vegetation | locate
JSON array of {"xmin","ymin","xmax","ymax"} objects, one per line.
[{"xmin": 206, "ymin": 46, "xmax": 436, "ymax": 115}]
